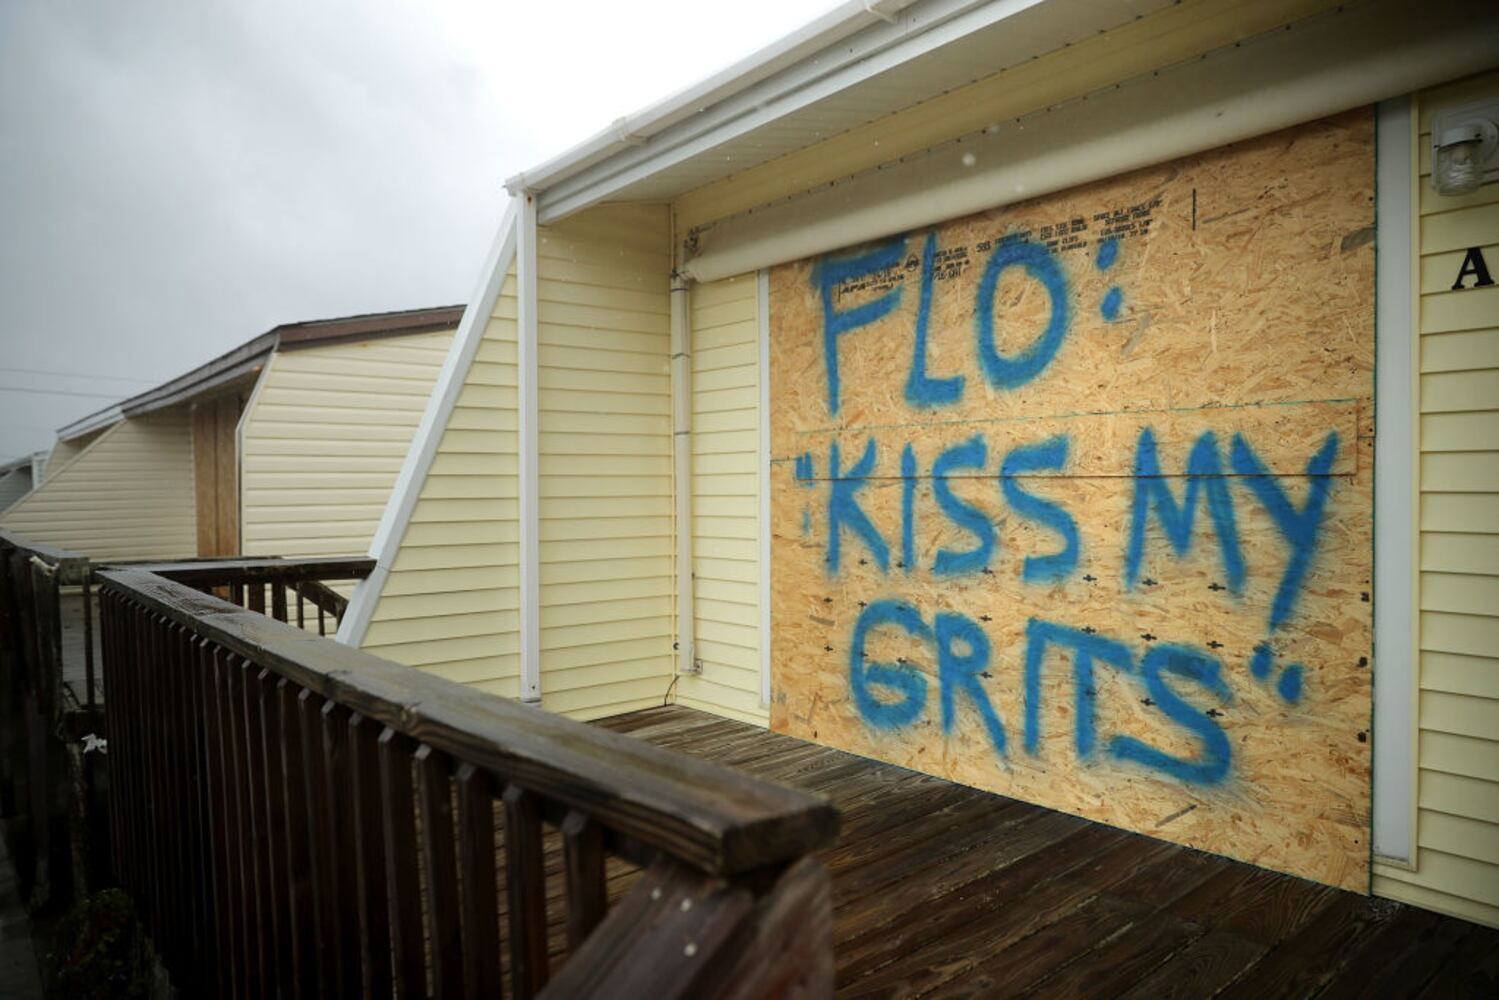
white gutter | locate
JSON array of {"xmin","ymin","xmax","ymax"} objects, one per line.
[
  {"xmin": 680, "ymin": 0, "xmax": 1499, "ymax": 283},
  {"xmin": 338, "ymin": 198, "xmax": 521, "ymax": 648},
  {"xmin": 503, "ymin": 0, "xmax": 921, "ymax": 200},
  {"xmin": 56, "ymin": 405, "xmax": 122, "ymax": 443},
  {"xmin": 516, "ymin": 195, "xmax": 543, "ymax": 703},
  {"xmin": 670, "ymin": 273, "xmax": 697, "ymax": 676}
]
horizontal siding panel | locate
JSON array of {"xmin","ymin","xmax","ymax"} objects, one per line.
[
  {"xmin": 1421, "ymin": 328, "xmax": 1499, "ymax": 373},
  {"xmin": 1420, "ymin": 691, "xmax": 1499, "ymax": 741},
  {"xmin": 1419, "ymin": 369, "xmax": 1499, "ymax": 411},
  {"xmin": 1420, "ymin": 494, "xmax": 1499, "ymax": 533},
  {"xmin": 1420, "ymin": 770, "xmax": 1499, "ymax": 825},
  {"xmin": 1418, "ymin": 809, "xmax": 1499, "ymax": 866},
  {"xmin": 1418, "ymin": 731, "xmax": 1499, "ymax": 781},
  {"xmin": 1420, "ymin": 243, "xmax": 1499, "ymax": 292},
  {"xmin": 1420, "ymin": 572, "xmax": 1499, "ymax": 613},
  {"xmin": 542, "ymin": 556, "xmax": 674, "ymax": 586},
  {"xmin": 1422, "ymin": 201, "xmax": 1499, "ymax": 255},
  {"xmin": 1421, "ymin": 651, "xmax": 1499, "ymax": 699},
  {"xmin": 1420, "ymin": 532, "xmax": 1499, "ymax": 573},
  {"xmin": 1421, "ymin": 411, "xmax": 1499, "ymax": 452},
  {"xmin": 1420, "ymin": 452, "xmax": 1499, "ymax": 492},
  {"xmin": 1421, "ymin": 611, "xmax": 1499, "ymax": 657},
  {"xmin": 1373, "ymin": 872, "xmax": 1499, "ymax": 928}
]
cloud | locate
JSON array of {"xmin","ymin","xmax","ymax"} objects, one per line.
[{"xmin": 0, "ymin": 0, "xmax": 828, "ymax": 458}]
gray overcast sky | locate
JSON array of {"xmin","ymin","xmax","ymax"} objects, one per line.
[{"xmin": 0, "ymin": 0, "xmax": 828, "ymax": 459}]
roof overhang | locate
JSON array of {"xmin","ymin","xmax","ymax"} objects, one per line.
[
  {"xmin": 507, "ymin": 0, "xmax": 1176, "ymax": 223},
  {"xmin": 53, "ymin": 304, "xmax": 464, "ymax": 441}
]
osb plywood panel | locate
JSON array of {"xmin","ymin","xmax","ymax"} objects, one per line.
[{"xmin": 768, "ymin": 110, "xmax": 1375, "ymax": 890}]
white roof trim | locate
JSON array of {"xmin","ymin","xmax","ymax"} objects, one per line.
[
  {"xmin": 337, "ymin": 198, "xmax": 522, "ymax": 647},
  {"xmin": 515, "ymin": 0, "xmax": 1170, "ymax": 225},
  {"xmin": 504, "ymin": 0, "xmax": 921, "ymax": 197},
  {"xmin": 681, "ymin": 0, "xmax": 1499, "ymax": 282},
  {"xmin": 57, "ymin": 405, "xmax": 123, "ymax": 443}
]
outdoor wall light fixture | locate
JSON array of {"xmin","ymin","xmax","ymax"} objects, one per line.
[{"xmin": 1431, "ymin": 97, "xmax": 1499, "ymax": 197}]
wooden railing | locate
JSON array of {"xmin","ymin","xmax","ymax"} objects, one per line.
[
  {"xmin": 141, "ymin": 556, "xmax": 375, "ymax": 635},
  {"xmin": 98, "ymin": 564, "xmax": 838, "ymax": 997},
  {"xmin": 0, "ymin": 530, "xmax": 98, "ymax": 910}
]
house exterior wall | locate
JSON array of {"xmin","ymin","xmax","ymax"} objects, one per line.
[
  {"xmin": 238, "ymin": 329, "xmax": 454, "ymax": 560},
  {"xmin": 0, "ymin": 468, "xmax": 33, "ymax": 512},
  {"xmin": 358, "ymin": 295, "xmax": 522, "ymax": 694},
  {"xmin": 1372, "ymin": 70, "xmax": 1499, "ymax": 928},
  {"xmin": 0, "ymin": 409, "xmax": 196, "ymax": 560},
  {"xmin": 41, "ymin": 428, "xmax": 104, "ymax": 483},
  {"xmin": 535, "ymin": 204, "xmax": 675, "ymax": 720},
  {"xmin": 680, "ymin": 273, "xmax": 768, "ymax": 725}
]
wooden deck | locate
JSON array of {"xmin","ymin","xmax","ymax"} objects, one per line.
[{"xmin": 596, "ymin": 706, "xmax": 1499, "ymax": 999}]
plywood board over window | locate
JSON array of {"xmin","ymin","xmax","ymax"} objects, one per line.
[{"xmin": 768, "ymin": 109, "xmax": 1375, "ymax": 890}]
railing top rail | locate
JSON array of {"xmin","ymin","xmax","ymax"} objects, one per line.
[
  {"xmin": 127, "ymin": 556, "xmax": 376, "ymax": 584},
  {"xmin": 97, "ymin": 566, "xmax": 838, "ymax": 875},
  {"xmin": 0, "ymin": 530, "xmax": 90, "ymax": 583}
]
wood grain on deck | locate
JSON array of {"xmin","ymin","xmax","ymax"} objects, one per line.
[{"xmin": 597, "ymin": 706, "xmax": 1498, "ymax": 998}]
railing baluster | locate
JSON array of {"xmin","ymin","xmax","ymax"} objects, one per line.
[
  {"xmin": 417, "ymin": 744, "xmax": 462, "ymax": 997},
  {"xmin": 256, "ymin": 669, "xmax": 294, "ymax": 997},
  {"xmin": 378, "ymin": 728, "xmax": 425, "ymax": 994},
  {"xmin": 297, "ymin": 689, "xmax": 336, "ymax": 998},
  {"xmin": 348, "ymin": 714, "xmax": 394, "ymax": 998},
  {"xmin": 455, "ymin": 763, "xmax": 501, "ymax": 999},
  {"xmin": 184, "ymin": 637, "xmax": 213, "ymax": 993},
  {"xmin": 142, "ymin": 616, "xmax": 166, "ymax": 943},
  {"xmin": 561, "ymin": 810, "xmax": 607, "ymax": 951},
  {"xmin": 275, "ymin": 679, "xmax": 317, "ymax": 1000},
  {"xmin": 84, "ymin": 559, "xmax": 837, "ymax": 1000},
  {"xmin": 247, "ymin": 582, "xmax": 265, "ymax": 615},
  {"xmin": 321, "ymin": 700, "xmax": 361, "ymax": 998},
  {"xmin": 503, "ymin": 784, "xmax": 550, "ymax": 999},
  {"xmin": 203, "ymin": 647, "xmax": 238, "ymax": 999}
]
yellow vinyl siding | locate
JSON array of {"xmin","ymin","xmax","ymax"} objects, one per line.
[
  {"xmin": 537, "ymin": 204, "xmax": 675, "ymax": 720},
  {"xmin": 41, "ymin": 428, "xmax": 105, "ymax": 483},
  {"xmin": 1373, "ymin": 70, "xmax": 1499, "ymax": 929},
  {"xmin": 0, "ymin": 469, "xmax": 32, "ymax": 512},
  {"xmin": 0, "ymin": 409, "xmax": 195, "ymax": 560},
  {"xmin": 239, "ymin": 329, "xmax": 454, "ymax": 560},
  {"xmin": 680, "ymin": 273, "xmax": 768, "ymax": 725},
  {"xmin": 360, "ymin": 285, "xmax": 522, "ymax": 697}
]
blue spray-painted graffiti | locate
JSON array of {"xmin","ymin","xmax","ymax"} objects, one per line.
[
  {"xmin": 906, "ymin": 232, "xmax": 965, "ymax": 408},
  {"xmin": 813, "ymin": 237, "xmax": 907, "ymax": 415},
  {"xmin": 1126, "ymin": 429, "xmax": 1245, "ymax": 594},
  {"xmin": 1000, "ymin": 435, "xmax": 1078, "ymax": 583},
  {"xmin": 931, "ymin": 435, "xmax": 993, "ymax": 576},
  {"xmin": 801, "ymin": 227, "xmax": 1344, "ymax": 790},
  {"xmin": 850, "ymin": 602, "xmax": 1237, "ymax": 786}
]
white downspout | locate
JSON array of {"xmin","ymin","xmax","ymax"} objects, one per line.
[
  {"xmin": 517, "ymin": 193, "xmax": 543, "ymax": 703},
  {"xmin": 671, "ymin": 272, "xmax": 698, "ymax": 676}
]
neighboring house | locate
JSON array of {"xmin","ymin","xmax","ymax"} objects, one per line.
[
  {"xmin": 340, "ymin": 0, "xmax": 1499, "ymax": 925},
  {"xmin": 0, "ymin": 452, "xmax": 45, "ymax": 513},
  {"xmin": 0, "ymin": 306, "xmax": 461, "ymax": 563}
]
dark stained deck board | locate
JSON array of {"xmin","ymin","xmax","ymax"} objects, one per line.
[{"xmin": 594, "ymin": 706, "xmax": 1499, "ymax": 999}]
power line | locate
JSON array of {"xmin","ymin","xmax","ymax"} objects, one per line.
[
  {"xmin": 0, "ymin": 365, "xmax": 156, "ymax": 384},
  {"xmin": 0, "ymin": 384, "xmax": 123, "ymax": 400}
]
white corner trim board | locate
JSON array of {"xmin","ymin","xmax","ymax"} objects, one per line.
[
  {"xmin": 758, "ymin": 268, "xmax": 773, "ymax": 707},
  {"xmin": 516, "ymin": 195, "xmax": 542, "ymax": 703},
  {"xmin": 337, "ymin": 198, "xmax": 521, "ymax": 648},
  {"xmin": 1372, "ymin": 95, "xmax": 1415, "ymax": 867}
]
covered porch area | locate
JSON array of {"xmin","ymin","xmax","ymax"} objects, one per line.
[{"xmin": 599, "ymin": 706, "xmax": 1499, "ymax": 998}]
